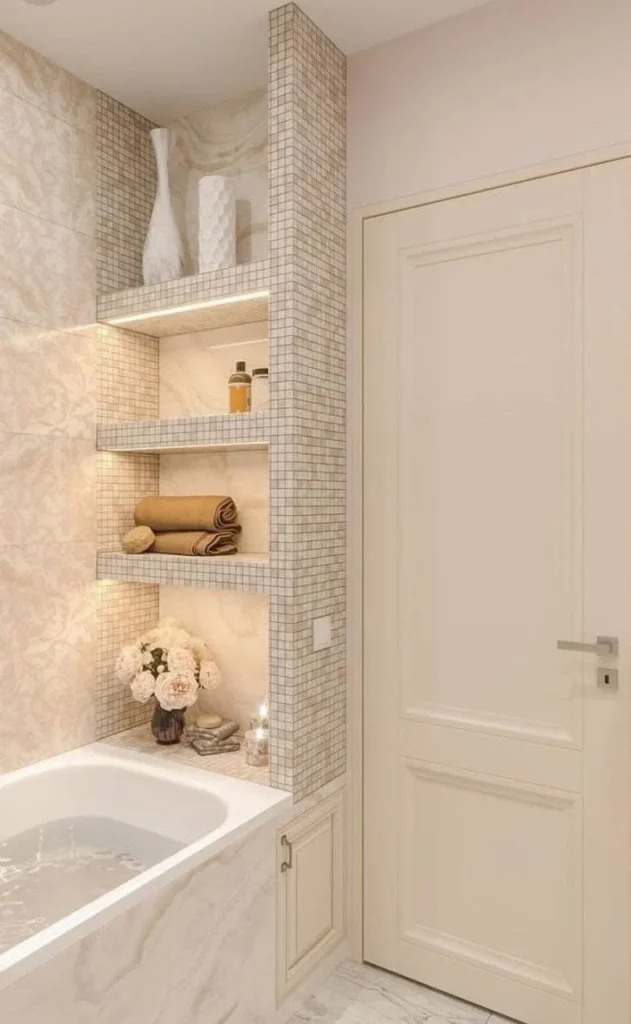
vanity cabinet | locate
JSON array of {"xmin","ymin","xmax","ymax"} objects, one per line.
[{"xmin": 276, "ymin": 789, "xmax": 345, "ymax": 1002}]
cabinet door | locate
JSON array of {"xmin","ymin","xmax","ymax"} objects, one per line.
[{"xmin": 277, "ymin": 789, "xmax": 345, "ymax": 1001}]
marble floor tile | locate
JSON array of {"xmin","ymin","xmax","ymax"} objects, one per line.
[{"xmin": 290, "ymin": 961, "xmax": 497, "ymax": 1024}]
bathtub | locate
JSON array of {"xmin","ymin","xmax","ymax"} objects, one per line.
[{"xmin": 0, "ymin": 742, "xmax": 291, "ymax": 1022}]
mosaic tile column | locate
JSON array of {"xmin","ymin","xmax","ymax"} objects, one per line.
[{"xmin": 269, "ymin": 4, "xmax": 347, "ymax": 799}]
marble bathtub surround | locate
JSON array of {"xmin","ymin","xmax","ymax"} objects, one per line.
[
  {"xmin": 169, "ymin": 87, "xmax": 267, "ymax": 272},
  {"xmin": 159, "ymin": 321, "xmax": 268, "ymax": 418},
  {"xmin": 0, "ymin": 31, "xmax": 98, "ymax": 775},
  {"xmin": 0, "ymin": 816, "xmax": 279, "ymax": 1023}
]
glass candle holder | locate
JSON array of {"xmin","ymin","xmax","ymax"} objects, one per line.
[
  {"xmin": 245, "ymin": 727, "xmax": 269, "ymax": 767},
  {"xmin": 249, "ymin": 701, "xmax": 269, "ymax": 733}
]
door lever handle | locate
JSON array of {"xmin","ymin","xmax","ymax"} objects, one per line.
[{"xmin": 557, "ymin": 636, "xmax": 619, "ymax": 657}]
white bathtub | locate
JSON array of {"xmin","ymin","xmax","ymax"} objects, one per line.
[{"xmin": 0, "ymin": 742, "xmax": 291, "ymax": 995}]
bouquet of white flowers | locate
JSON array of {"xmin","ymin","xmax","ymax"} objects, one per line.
[{"xmin": 115, "ymin": 619, "xmax": 221, "ymax": 712}]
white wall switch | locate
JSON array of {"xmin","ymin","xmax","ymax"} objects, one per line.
[{"xmin": 313, "ymin": 615, "xmax": 333, "ymax": 652}]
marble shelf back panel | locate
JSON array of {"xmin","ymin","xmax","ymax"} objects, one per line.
[
  {"xmin": 160, "ymin": 449, "xmax": 269, "ymax": 555},
  {"xmin": 0, "ymin": 818, "xmax": 278, "ymax": 1024},
  {"xmin": 159, "ymin": 322, "xmax": 268, "ymax": 419},
  {"xmin": 160, "ymin": 586, "xmax": 269, "ymax": 733},
  {"xmin": 168, "ymin": 87, "xmax": 268, "ymax": 275}
]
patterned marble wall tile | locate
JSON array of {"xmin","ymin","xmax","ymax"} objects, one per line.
[
  {"xmin": 168, "ymin": 87, "xmax": 268, "ymax": 273},
  {"xmin": 161, "ymin": 587, "xmax": 269, "ymax": 732},
  {"xmin": 96, "ymin": 92, "xmax": 157, "ymax": 295},
  {"xmin": 0, "ymin": 30, "xmax": 95, "ymax": 133},
  {"xmin": 160, "ymin": 449, "xmax": 269, "ymax": 554},
  {"xmin": 0, "ymin": 543, "xmax": 96, "ymax": 775},
  {"xmin": 0, "ymin": 817, "xmax": 279, "ymax": 1023},
  {"xmin": 0, "ymin": 432, "xmax": 95, "ymax": 547},
  {"xmin": 0, "ymin": 201, "xmax": 95, "ymax": 330},
  {"xmin": 268, "ymin": 4, "xmax": 347, "ymax": 798},
  {"xmin": 0, "ymin": 85, "xmax": 95, "ymax": 236},
  {"xmin": 0, "ymin": 318, "xmax": 96, "ymax": 439},
  {"xmin": 0, "ymin": 33, "xmax": 98, "ymax": 776},
  {"xmin": 160, "ymin": 322, "xmax": 268, "ymax": 418}
]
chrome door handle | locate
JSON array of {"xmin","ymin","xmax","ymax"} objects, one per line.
[{"xmin": 557, "ymin": 635, "xmax": 619, "ymax": 657}]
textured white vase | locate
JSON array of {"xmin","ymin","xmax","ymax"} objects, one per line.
[
  {"xmin": 199, "ymin": 175, "xmax": 236, "ymax": 273},
  {"xmin": 143, "ymin": 128, "xmax": 184, "ymax": 286}
]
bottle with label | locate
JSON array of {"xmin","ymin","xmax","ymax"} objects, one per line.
[
  {"xmin": 251, "ymin": 367, "xmax": 270, "ymax": 411},
  {"xmin": 228, "ymin": 361, "xmax": 252, "ymax": 414}
]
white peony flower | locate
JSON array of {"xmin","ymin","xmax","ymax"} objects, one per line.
[
  {"xmin": 115, "ymin": 646, "xmax": 143, "ymax": 683},
  {"xmin": 154, "ymin": 671, "xmax": 199, "ymax": 711},
  {"xmin": 184, "ymin": 635, "xmax": 211, "ymax": 662},
  {"xmin": 167, "ymin": 646, "xmax": 196, "ymax": 675},
  {"xmin": 142, "ymin": 649, "xmax": 154, "ymax": 666},
  {"xmin": 154, "ymin": 626, "xmax": 191, "ymax": 650},
  {"xmin": 130, "ymin": 671, "xmax": 155, "ymax": 704},
  {"xmin": 199, "ymin": 659, "xmax": 221, "ymax": 691}
]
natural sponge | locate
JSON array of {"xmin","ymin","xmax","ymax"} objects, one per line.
[{"xmin": 122, "ymin": 525, "xmax": 155, "ymax": 554}]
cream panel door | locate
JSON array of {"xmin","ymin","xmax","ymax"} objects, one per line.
[{"xmin": 363, "ymin": 163, "xmax": 631, "ymax": 1024}]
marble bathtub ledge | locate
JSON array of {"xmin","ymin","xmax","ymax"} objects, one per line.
[{"xmin": 0, "ymin": 742, "xmax": 291, "ymax": 993}]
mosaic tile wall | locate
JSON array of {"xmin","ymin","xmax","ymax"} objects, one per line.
[
  {"xmin": 96, "ymin": 92, "xmax": 157, "ymax": 296},
  {"xmin": 268, "ymin": 4, "xmax": 347, "ymax": 798}
]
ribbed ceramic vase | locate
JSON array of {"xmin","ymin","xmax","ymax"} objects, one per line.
[
  {"xmin": 143, "ymin": 128, "xmax": 183, "ymax": 286},
  {"xmin": 198, "ymin": 175, "xmax": 236, "ymax": 272}
]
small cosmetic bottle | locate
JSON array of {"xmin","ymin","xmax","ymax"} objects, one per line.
[
  {"xmin": 228, "ymin": 361, "xmax": 252, "ymax": 414},
  {"xmin": 251, "ymin": 367, "xmax": 270, "ymax": 411}
]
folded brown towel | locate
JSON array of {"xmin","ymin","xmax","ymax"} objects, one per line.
[
  {"xmin": 151, "ymin": 530, "xmax": 239, "ymax": 556},
  {"xmin": 134, "ymin": 495, "xmax": 238, "ymax": 532}
]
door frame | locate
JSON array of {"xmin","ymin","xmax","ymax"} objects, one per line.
[{"xmin": 347, "ymin": 139, "xmax": 631, "ymax": 963}]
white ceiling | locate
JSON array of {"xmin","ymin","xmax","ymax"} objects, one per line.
[{"xmin": 1, "ymin": 0, "xmax": 494, "ymax": 121}]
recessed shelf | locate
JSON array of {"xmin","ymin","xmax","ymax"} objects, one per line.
[
  {"xmin": 97, "ymin": 413, "xmax": 270, "ymax": 454},
  {"xmin": 97, "ymin": 260, "xmax": 270, "ymax": 337},
  {"xmin": 97, "ymin": 551, "xmax": 270, "ymax": 592}
]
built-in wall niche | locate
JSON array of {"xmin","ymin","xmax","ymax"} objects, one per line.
[
  {"xmin": 160, "ymin": 588, "xmax": 269, "ymax": 735},
  {"xmin": 160, "ymin": 320, "xmax": 268, "ymax": 420},
  {"xmin": 159, "ymin": 448, "xmax": 269, "ymax": 556},
  {"xmin": 169, "ymin": 88, "xmax": 268, "ymax": 275}
]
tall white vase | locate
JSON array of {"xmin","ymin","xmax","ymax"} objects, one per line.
[
  {"xmin": 198, "ymin": 175, "xmax": 236, "ymax": 273},
  {"xmin": 143, "ymin": 128, "xmax": 183, "ymax": 286}
]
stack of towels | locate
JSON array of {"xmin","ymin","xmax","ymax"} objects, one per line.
[{"xmin": 122, "ymin": 495, "xmax": 241, "ymax": 557}]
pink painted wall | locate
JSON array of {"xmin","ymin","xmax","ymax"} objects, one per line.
[{"xmin": 348, "ymin": 0, "xmax": 631, "ymax": 209}]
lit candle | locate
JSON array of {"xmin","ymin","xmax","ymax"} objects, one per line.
[{"xmin": 250, "ymin": 699, "xmax": 270, "ymax": 732}]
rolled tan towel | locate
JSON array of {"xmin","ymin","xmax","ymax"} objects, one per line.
[
  {"xmin": 134, "ymin": 495, "xmax": 238, "ymax": 532},
  {"xmin": 151, "ymin": 530, "xmax": 239, "ymax": 556}
]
